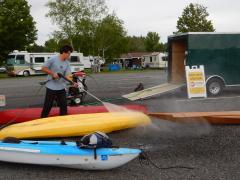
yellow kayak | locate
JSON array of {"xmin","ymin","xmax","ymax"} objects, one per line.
[{"xmin": 0, "ymin": 112, "xmax": 151, "ymax": 139}]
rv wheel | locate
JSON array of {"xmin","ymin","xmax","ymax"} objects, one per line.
[
  {"xmin": 206, "ymin": 78, "xmax": 224, "ymax": 96},
  {"xmin": 23, "ymin": 70, "xmax": 30, "ymax": 77}
]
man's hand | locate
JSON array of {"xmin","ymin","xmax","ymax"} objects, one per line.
[
  {"xmin": 41, "ymin": 67, "xmax": 59, "ymax": 80},
  {"xmin": 52, "ymin": 73, "xmax": 60, "ymax": 79},
  {"xmin": 72, "ymin": 82, "xmax": 78, "ymax": 88}
]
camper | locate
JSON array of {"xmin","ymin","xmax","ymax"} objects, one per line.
[
  {"xmin": 83, "ymin": 56, "xmax": 94, "ymax": 69},
  {"xmin": 142, "ymin": 52, "xmax": 168, "ymax": 68},
  {"xmin": 6, "ymin": 51, "xmax": 84, "ymax": 76},
  {"xmin": 83, "ymin": 56, "xmax": 105, "ymax": 69},
  {"xmin": 168, "ymin": 32, "xmax": 240, "ymax": 96}
]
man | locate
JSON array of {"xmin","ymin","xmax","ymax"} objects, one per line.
[{"xmin": 41, "ymin": 45, "xmax": 75, "ymax": 118}]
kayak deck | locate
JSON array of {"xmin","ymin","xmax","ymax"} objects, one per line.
[
  {"xmin": 0, "ymin": 140, "xmax": 141, "ymax": 170},
  {"xmin": 0, "ymin": 112, "xmax": 151, "ymax": 139}
]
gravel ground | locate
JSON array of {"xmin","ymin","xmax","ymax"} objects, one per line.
[{"xmin": 0, "ymin": 70, "xmax": 240, "ymax": 180}]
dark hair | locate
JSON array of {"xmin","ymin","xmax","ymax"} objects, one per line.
[{"xmin": 60, "ymin": 45, "xmax": 73, "ymax": 54}]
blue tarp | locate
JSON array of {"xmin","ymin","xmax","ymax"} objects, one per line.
[{"xmin": 108, "ymin": 64, "xmax": 121, "ymax": 71}]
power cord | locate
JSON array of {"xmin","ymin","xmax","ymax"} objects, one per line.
[{"xmin": 138, "ymin": 150, "xmax": 194, "ymax": 170}]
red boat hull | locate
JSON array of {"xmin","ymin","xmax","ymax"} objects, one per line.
[{"xmin": 0, "ymin": 105, "xmax": 148, "ymax": 124}]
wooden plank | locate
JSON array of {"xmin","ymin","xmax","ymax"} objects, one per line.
[
  {"xmin": 205, "ymin": 116, "xmax": 240, "ymax": 124},
  {"xmin": 122, "ymin": 83, "xmax": 184, "ymax": 101},
  {"xmin": 148, "ymin": 112, "xmax": 240, "ymax": 124},
  {"xmin": 148, "ymin": 111, "xmax": 240, "ymax": 118}
]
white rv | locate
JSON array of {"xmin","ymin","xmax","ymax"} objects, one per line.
[
  {"xmin": 83, "ymin": 56, "xmax": 94, "ymax": 69},
  {"xmin": 142, "ymin": 52, "xmax": 168, "ymax": 68},
  {"xmin": 6, "ymin": 50, "xmax": 84, "ymax": 76},
  {"xmin": 83, "ymin": 56, "xmax": 105, "ymax": 69}
]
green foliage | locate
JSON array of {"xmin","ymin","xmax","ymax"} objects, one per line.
[
  {"xmin": 95, "ymin": 14, "xmax": 128, "ymax": 61},
  {"xmin": 44, "ymin": 39, "xmax": 58, "ymax": 52},
  {"xmin": 46, "ymin": 0, "xmax": 108, "ymax": 50},
  {"xmin": 45, "ymin": 0, "xmax": 167, "ymax": 61},
  {"xmin": 127, "ymin": 36, "xmax": 146, "ymax": 52},
  {"xmin": 46, "ymin": 0, "xmax": 128, "ymax": 61},
  {"xmin": 144, "ymin": 32, "xmax": 165, "ymax": 52},
  {"xmin": 74, "ymin": 19, "xmax": 97, "ymax": 55},
  {"xmin": 0, "ymin": 0, "xmax": 37, "ymax": 62},
  {"xmin": 176, "ymin": 3, "xmax": 215, "ymax": 33},
  {"xmin": 124, "ymin": 33, "xmax": 166, "ymax": 53},
  {"xmin": 27, "ymin": 44, "xmax": 46, "ymax": 52}
]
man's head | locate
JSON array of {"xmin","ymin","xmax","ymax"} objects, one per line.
[{"xmin": 60, "ymin": 45, "xmax": 73, "ymax": 60}]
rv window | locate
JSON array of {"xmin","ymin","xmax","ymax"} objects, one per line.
[
  {"xmin": 162, "ymin": 56, "xmax": 168, "ymax": 61},
  {"xmin": 70, "ymin": 56, "xmax": 79, "ymax": 62},
  {"xmin": 16, "ymin": 55, "xmax": 25, "ymax": 64},
  {"xmin": 16, "ymin": 59, "xmax": 25, "ymax": 65},
  {"xmin": 7, "ymin": 59, "xmax": 15, "ymax": 65},
  {"xmin": 150, "ymin": 57, "xmax": 152, "ymax": 62},
  {"xmin": 7, "ymin": 55, "xmax": 15, "ymax": 60},
  {"xmin": 35, "ymin": 57, "xmax": 45, "ymax": 63},
  {"xmin": 16, "ymin": 55, "xmax": 24, "ymax": 61}
]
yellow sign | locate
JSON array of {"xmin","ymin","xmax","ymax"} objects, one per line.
[{"xmin": 186, "ymin": 66, "xmax": 207, "ymax": 98}]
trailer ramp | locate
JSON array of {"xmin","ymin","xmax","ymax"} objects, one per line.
[{"xmin": 122, "ymin": 83, "xmax": 184, "ymax": 101}]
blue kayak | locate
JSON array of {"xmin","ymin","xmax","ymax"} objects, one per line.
[{"xmin": 0, "ymin": 140, "xmax": 141, "ymax": 170}]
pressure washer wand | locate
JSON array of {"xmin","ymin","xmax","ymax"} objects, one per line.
[{"xmin": 80, "ymin": 88, "xmax": 103, "ymax": 104}]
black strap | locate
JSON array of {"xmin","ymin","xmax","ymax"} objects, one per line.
[
  {"xmin": 60, "ymin": 140, "xmax": 67, "ymax": 145},
  {"xmin": 94, "ymin": 148, "xmax": 97, "ymax": 160}
]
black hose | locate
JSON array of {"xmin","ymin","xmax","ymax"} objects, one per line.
[{"xmin": 138, "ymin": 150, "xmax": 194, "ymax": 170}]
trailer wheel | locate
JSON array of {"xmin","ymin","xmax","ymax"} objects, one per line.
[
  {"xmin": 23, "ymin": 70, "xmax": 30, "ymax": 77},
  {"xmin": 206, "ymin": 78, "xmax": 224, "ymax": 96}
]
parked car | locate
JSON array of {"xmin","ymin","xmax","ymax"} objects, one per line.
[{"xmin": 0, "ymin": 66, "xmax": 6, "ymax": 73}]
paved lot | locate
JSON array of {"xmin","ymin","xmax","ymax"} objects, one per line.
[{"xmin": 0, "ymin": 70, "xmax": 240, "ymax": 180}]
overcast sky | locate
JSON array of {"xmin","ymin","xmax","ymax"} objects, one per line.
[{"xmin": 28, "ymin": 0, "xmax": 240, "ymax": 45}]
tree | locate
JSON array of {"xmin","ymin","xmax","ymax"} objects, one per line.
[
  {"xmin": 95, "ymin": 14, "xmax": 128, "ymax": 62},
  {"xmin": 74, "ymin": 19, "xmax": 97, "ymax": 55},
  {"xmin": 144, "ymin": 32, "xmax": 164, "ymax": 52},
  {"xmin": 44, "ymin": 38, "xmax": 58, "ymax": 52},
  {"xmin": 175, "ymin": 3, "xmax": 215, "ymax": 33},
  {"xmin": 0, "ymin": 0, "xmax": 37, "ymax": 62},
  {"xmin": 127, "ymin": 36, "xmax": 146, "ymax": 52},
  {"xmin": 46, "ymin": 0, "xmax": 108, "ymax": 50},
  {"xmin": 27, "ymin": 44, "xmax": 46, "ymax": 52}
]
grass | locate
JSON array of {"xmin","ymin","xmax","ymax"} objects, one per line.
[
  {"xmin": 0, "ymin": 73, "xmax": 8, "ymax": 79},
  {"xmin": 84, "ymin": 67, "xmax": 163, "ymax": 75},
  {"xmin": 0, "ymin": 68, "xmax": 164, "ymax": 79}
]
